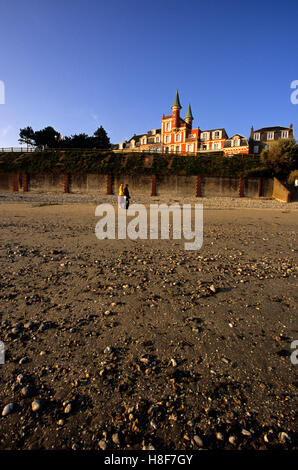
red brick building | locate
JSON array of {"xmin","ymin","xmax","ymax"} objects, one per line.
[
  {"xmin": 161, "ymin": 91, "xmax": 199, "ymax": 154},
  {"xmin": 117, "ymin": 91, "xmax": 294, "ymax": 156}
]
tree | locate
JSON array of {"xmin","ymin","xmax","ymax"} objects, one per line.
[
  {"xmin": 19, "ymin": 126, "xmax": 61, "ymax": 148},
  {"xmin": 19, "ymin": 126, "xmax": 36, "ymax": 147},
  {"xmin": 18, "ymin": 124, "xmax": 111, "ymax": 149},
  {"xmin": 93, "ymin": 126, "xmax": 111, "ymax": 149},
  {"xmin": 261, "ymin": 138, "xmax": 298, "ymax": 177},
  {"xmin": 62, "ymin": 133, "xmax": 93, "ymax": 149},
  {"xmin": 34, "ymin": 126, "xmax": 61, "ymax": 148}
]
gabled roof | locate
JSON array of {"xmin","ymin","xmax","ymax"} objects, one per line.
[
  {"xmin": 128, "ymin": 134, "xmax": 143, "ymax": 142},
  {"xmin": 129, "ymin": 128, "xmax": 161, "ymax": 142},
  {"xmin": 200, "ymin": 128, "xmax": 228, "ymax": 138},
  {"xmin": 229, "ymin": 134, "xmax": 247, "ymax": 139}
]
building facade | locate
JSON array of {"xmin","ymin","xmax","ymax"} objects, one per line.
[
  {"xmin": 117, "ymin": 92, "xmax": 295, "ymax": 156},
  {"xmin": 249, "ymin": 125, "xmax": 295, "ymax": 154},
  {"xmin": 223, "ymin": 134, "xmax": 249, "ymax": 156}
]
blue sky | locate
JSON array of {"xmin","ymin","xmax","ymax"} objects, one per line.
[{"xmin": 0, "ymin": 0, "xmax": 297, "ymax": 146}]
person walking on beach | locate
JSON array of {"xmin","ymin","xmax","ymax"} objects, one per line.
[
  {"xmin": 118, "ymin": 183, "xmax": 125, "ymax": 209},
  {"xmin": 123, "ymin": 184, "xmax": 130, "ymax": 210},
  {"xmin": 119, "ymin": 183, "xmax": 124, "ymax": 196}
]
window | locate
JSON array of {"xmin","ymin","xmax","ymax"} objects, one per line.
[
  {"xmin": 213, "ymin": 131, "xmax": 221, "ymax": 139},
  {"xmin": 201, "ymin": 132, "xmax": 209, "ymax": 140},
  {"xmin": 267, "ymin": 132, "xmax": 274, "ymax": 140},
  {"xmin": 165, "ymin": 122, "xmax": 171, "ymax": 131},
  {"xmin": 187, "ymin": 144, "xmax": 194, "ymax": 152},
  {"xmin": 175, "ymin": 145, "xmax": 180, "ymax": 153},
  {"xmin": 164, "ymin": 135, "xmax": 170, "ymax": 143},
  {"xmin": 142, "ymin": 138, "xmax": 147, "ymax": 145},
  {"xmin": 233, "ymin": 139, "xmax": 240, "ymax": 147},
  {"xmin": 156, "ymin": 136, "xmax": 160, "ymax": 143},
  {"xmin": 213, "ymin": 143, "xmax": 219, "ymax": 149},
  {"xmin": 254, "ymin": 133, "xmax": 260, "ymax": 141},
  {"xmin": 175, "ymin": 133, "xmax": 181, "ymax": 142},
  {"xmin": 281, "ymin": 130, "xmax": 288, "ymax": 138},
  {"xmin": 254, "ymin": 145, "xmax": 259, "ymax": 154}
]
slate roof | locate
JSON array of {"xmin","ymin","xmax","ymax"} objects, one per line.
[{"xmin": 253, "ymin": 126, "xmax": 290, "ymax": 132}]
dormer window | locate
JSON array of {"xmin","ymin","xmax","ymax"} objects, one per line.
[
  {"xmin": 201, "ymin": 132, "xmax": 209, "ymax": 140},
  {"xmin": 254, "ymin": 133, "xmax": 260, "ymax": 141},
  {"xmin": 267, "ymin": 132, "xmax": 274, "ymax": 140},
  {"xmin": 232, "ymin": 139, "xmax": 240, "ymax": 147},
  {"xmin": 281, "ymin": 130, "xmax": 289, "ymax": 138},
  {"xmin": 213, "ymin": 130, "xmax": 222, "ymax": 139}
]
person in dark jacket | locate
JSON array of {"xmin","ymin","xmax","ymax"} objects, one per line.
[{"xmin": 123, "ymin": 184, "xmax": 130, "ymax": 210}]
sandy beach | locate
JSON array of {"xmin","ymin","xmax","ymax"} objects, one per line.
[{"xmin": 0, "ymin": 194, "xmax": 297, "ymax": 450}]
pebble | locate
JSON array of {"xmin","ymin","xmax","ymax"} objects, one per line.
[
  {"xmin": 16, "ymin": 374, "xmax": 25, "ymax": 385},
  {"xmin": 143, "ymin": 444, "xmax": 155, "ymax": 450},
  {"xmin": 98, "ymin": 440, "xmax": 107, "ymax": 450},
  {"xmin": 64, "ymin": 403, "xmax": 72, "ymax": 414},
  {"xmin": 112, "ymin": 433, "xmax": 120, "ymax": 445},
  {"xmin": 193, "ymin": 435, "xmax": 204, "ymax": 447},
  {"xmin": 216, "ymin": 432, "xmax": 224, "ymax": 440},
  {"xmin": 104, "ymin": 346, "xmax": 112, "ymax": 354},
  {"xmin": 2, "ymin": 403, "xmax": 15, "ymax": 416},
  {"xmin": 228, "ymin": 435, "xmax": 237, "ymax": 445},
  {"xmin": 209, "ymin": 285, "xmax": 217, "ymax": 293},
  {"xmin": 31, "ymin": 400, "xmax": 42, "ymax": 412},
  {"xmin": 279, "ymin": 432, "xmax": 291, "ymax": 443},
  {"xmin": 21, "ymin": 385, "xmax": 34, "ymax": 397},
  {"xmin": 150, "ymin": 419, "xmax": 157, "ymax": 429},
  {"xmin": 19, "ymin": 357, "xmax": 29, "ymax": 364}
]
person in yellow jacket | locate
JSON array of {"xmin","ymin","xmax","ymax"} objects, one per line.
[{"xmin": 119, "ymin": 184, "xmax": 124, "ymax": 196}]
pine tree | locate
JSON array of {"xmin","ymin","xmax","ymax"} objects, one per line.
[{"xmin": 93, "ymin": 126, "xmax": 111, "ymax": 149}]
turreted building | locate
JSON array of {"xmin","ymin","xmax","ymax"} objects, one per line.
[{"xmin": 117, "ymin": 91, "xmax": 295, "ymax": 156}]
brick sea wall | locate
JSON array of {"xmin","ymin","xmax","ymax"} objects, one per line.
[{"xmin": 0, "ymin": 172, "xmax": 289, "ymax": 201}]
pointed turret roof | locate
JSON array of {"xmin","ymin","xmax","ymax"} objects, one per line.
[
  {"xmin": 172, "ymin": 90, "xmax": 182, "ymax": 109},
  {"xmin": 185, "ymin": 103, "xmax": 193, "ymax": 120}
]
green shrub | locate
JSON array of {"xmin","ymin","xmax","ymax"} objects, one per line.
[
  {"xmin": 287, "ymin": 169, "xmax": 298, "ymax": 185},
  {"xmin": 0, "ymin": 150, "xmax": 276, "ymax": 178}
]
